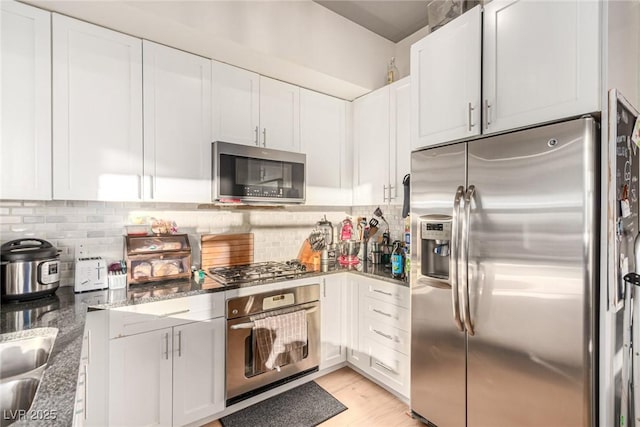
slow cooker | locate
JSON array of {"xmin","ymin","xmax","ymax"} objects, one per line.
[{"xmin": 1, "ymin": 238, "xmax": 61, "ymax": 301}]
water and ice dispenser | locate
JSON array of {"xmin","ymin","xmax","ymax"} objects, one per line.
[{"xmin": 419, "ymin": 215, "xmax": 452, "ymax": 282}]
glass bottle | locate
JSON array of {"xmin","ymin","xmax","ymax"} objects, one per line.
[
  {"xmin": 391, "ymin": 241, "xmax": 404, "ymax": 279},
  {"xmin": 387, "ymin": 57, "xmax": 399, "ymax": 84}
]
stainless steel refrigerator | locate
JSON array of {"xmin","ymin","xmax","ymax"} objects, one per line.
[{"xmin": 410, "ymin": 117, "xmax": 597, "ymax": 427}]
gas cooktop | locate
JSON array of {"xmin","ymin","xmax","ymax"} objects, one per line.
[{"xmin": 207, "ymin": 261, "xmax": 308, "ymax": 285}]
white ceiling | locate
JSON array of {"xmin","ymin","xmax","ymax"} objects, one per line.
[{"xmin": 314, "ymin": 0, "xmax": 431, "ymax": 42}]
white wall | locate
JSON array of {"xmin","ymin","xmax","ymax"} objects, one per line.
[
  {"xmin": 23, "ymin": 0, "xmax": 397, "ymax": 100},
  {"xmin": 607, "ymin": 0, "xmax": 640, "ymax": 108}
]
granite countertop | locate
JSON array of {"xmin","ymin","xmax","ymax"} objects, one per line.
[
  {"xmin": 0, "ymin": 287, "xmax": 110, "ymax": 426},
  {"xmin": 0, "ymin": 262, "xmax": 406, "ymax": 426}
]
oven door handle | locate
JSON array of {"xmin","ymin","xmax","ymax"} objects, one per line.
[{"xmin": 230, "ymin": 306, "xmax": 318, "ymax": 329}]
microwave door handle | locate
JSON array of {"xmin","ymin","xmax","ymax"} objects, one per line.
[
  {"xmin": 451, "ymin": 186, "xmax": 465, "ymax": 332},
  {"xmin": 460, "ymin": 185, "xmax": 475, "ymax": 336}
]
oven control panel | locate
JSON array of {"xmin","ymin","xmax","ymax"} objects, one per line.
[{"xmin": 262, "ymin": 293, "xmax": 295, "ymax": 310}]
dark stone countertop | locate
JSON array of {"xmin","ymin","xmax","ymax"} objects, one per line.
[
  {"xmin": 1, "ymin": 287, "xmax": 110, "ymax": 426},
  {"xmin": 0, "ymin": 263, "xmax": 406, "ymax": 426}
]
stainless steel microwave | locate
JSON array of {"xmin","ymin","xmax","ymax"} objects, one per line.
[{"xmin": 212, "ymin": 141, "xmax": 306, "ymax": 203}]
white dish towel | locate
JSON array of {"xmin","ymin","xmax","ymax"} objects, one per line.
[{"xmin": 253, "ymin": 310, "xmax": 308, "ymax": 371}]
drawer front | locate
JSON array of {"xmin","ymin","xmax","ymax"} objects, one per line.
[
  {"xmin": 360, "ymin": 279, "xmax": 409, "ymax": 308},
  {"xmin": 361, "ymin": 317, "xmax": 410, "ymax": 355},
  {"xmin": 361, "ymin": 297, "xmax": 410, "ymax": 332},
  {"xmin": 362, "ymin": 338, "xmax": 409, "ymax": 398},
  {"xmin": 109, "ymin": 293, "xmax": 224, "ymax": 338}
]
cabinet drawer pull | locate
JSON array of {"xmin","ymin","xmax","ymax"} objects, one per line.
[
  {"xmin": 373, "ymin": 289, "xmax": 393, "ymax": 297},
  {"xmin": 374, "ymin": 360, "xmax": 396, "ymax": 374},
  {"xmin": 373, "ymin": 308, "xmax": 392, "ymax": 318},
  {"xmin": 373, "ymin": 328, "xmax": 393, "ymax": 341},
  {"xmin": 158, "ymin": 309, "xmax": 190, "ymax": 318}
]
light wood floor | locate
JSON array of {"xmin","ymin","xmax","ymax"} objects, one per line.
[{"xmin": 203, "ymin": 367, "xmax": 423, "ymax": 426}]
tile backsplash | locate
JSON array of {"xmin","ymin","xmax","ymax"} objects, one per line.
[{"xmin": 0, "ymin": 200, "xmax": 406, "ymax": 287}]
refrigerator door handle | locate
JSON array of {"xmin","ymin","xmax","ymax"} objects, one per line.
[
  {"xmin": 450, "ymin": 185, "xmax": 465, "ymax": 332},
  {"xmin": 461, "ymin": 185, "xmax": 476, "ymax": 336}
]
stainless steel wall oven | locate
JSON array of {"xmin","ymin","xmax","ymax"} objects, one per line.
[{"xmin": 225, "ymin": 284, "xmax": 320, "ymax": 405}]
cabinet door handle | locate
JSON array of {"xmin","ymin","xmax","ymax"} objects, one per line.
[
  {"xmin": 484, "ymin": 100, "xmax": 491, "ymax": 130},
  {"xmin": 383, "ymin": 185, "xmax": 388, "ymax": 202},
  {"xmin": 84, "ymin": 364, "xmax": 88, "ymax": 420},
  {"xmin": 164, "ymin": 332, "xmax": 169, "ymax": 360},
  {"xmin": 254, "ymin": 126, "xmax": 259, "ymax": 146},
  {"xmin": 468, "ymin": 102, "xmax": 475, "ymax": 131},
  {"xmin": 373, "ymin": 288, "xmax": 393, "ymax": 297},
  {"xmin": 373, "ymin": 308, "xmax": 392, "ymax": 318},
  {"xmin": 262, "ymin": 128, "xmax": 267, "ymax": 147},
  {"xmin": 373, "ymin": 328, "xmax": 393, "ymax": 341},
  {"xmin": 374, "ymin": 360, "xmax": 396, "ymax": 374},
  {"xmin": 177, "ymin": 330, "xmax": 182, "ymax": 357},
  {"xmin": 137, "ymin": 175, "xmax": 142, "ymax": 199},
  {"xmin": 149, "ymin": 175, "xmax": 155, "ymax": 199}
]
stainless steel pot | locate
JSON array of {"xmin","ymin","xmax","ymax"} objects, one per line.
[{"xmin": 1, "ymin": 239, "xmax": 60, "ymax": 301}]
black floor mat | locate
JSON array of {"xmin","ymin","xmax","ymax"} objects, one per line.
[{"xmin": 220, "ymin": 381, "xmax": 347, "ymax": 427}]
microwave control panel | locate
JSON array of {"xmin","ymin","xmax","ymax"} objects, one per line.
[{"xmin": 243, "ymin": 186, "xmax": 285, "ymax": 198}]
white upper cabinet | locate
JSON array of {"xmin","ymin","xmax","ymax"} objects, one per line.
[
  {"xmin": 389, "ymin": 78, "xmax": 411, "ymax": 206},
  {"xmin": 482, "ymin": 0, "xmax": 600, "ymax": 133},
  {"xmin": 211, "ymin": 60, "xmax": 260, "ymax": 147},
  {"xmin": 353, "ymin": 86, "xmax": 390, "ymax": 206},
  {"xmin": 259, "ymin": 76, "xmax": 301, "ymax": 152},
  {"xmin": 353, "ymin": 78, "xmax": 410, "ymax": 207},
  {"xmin": 212, "ymin": 65, "xmax": 300, "ymax": 152},
  {"xmin": 1, "ymin": 1, "xmax": 51, "ymax": 200},
  {"xmin": 143, "ymin": 41, "xmax": 211, "ymax": 203},
  {"xmin": 52, "ymin": 14, "xmax": 143, "ymax": 201},
  {"xmin": 410, "ymin": 6, "xmax": 481, "ymax": 150},
  {"xmin": 300, "ymin": 88, "xmax": 352, "ymax": 205},
  {"xmin": 411, "ymin": 2, "xmax": 601, "ymax": 149}
]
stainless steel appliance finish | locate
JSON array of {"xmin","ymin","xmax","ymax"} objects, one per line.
[
  {"xmin": 1, "ymin": 239, "xmax": 60, "ymax": 301},
  {"xmin": 212, "ymin": 141, "xmax": 306, "ymax": 203},
  {"xmin": 226, "ymin": 284, "xmax": 320, "ymax": 405},
  {"xmin": 208, "ymin": 261, "xmax": 308, "ymax": 286},
  {"xmin": 0, "ymin": 328, "xmax": 58, "ymax": 426},
  {"xmin": 410, "ymin": 117, "xmax": 598, "ymax": 427}
]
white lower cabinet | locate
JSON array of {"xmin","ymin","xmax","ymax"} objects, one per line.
[
  {"xmin": 350, "ymin": 276, "xmax": 410, "ymax": 398},
  {"xmin": 172, "ymin": 319, "xmax": 225, "ymax": 426},
  {"xmin": 346, "ymin": 276, "xmax": 367, "ymax": 370},
  {"xmin": 109, "ymin": 328, "xmax": 173, "ymax": 427},
  {"xmin": 108, "ymin": 295, "xmax": 225, "ymax": 427},
  {"xmin": 320, "ymin": 274, "xmax": 348, "ymax": 370}
]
